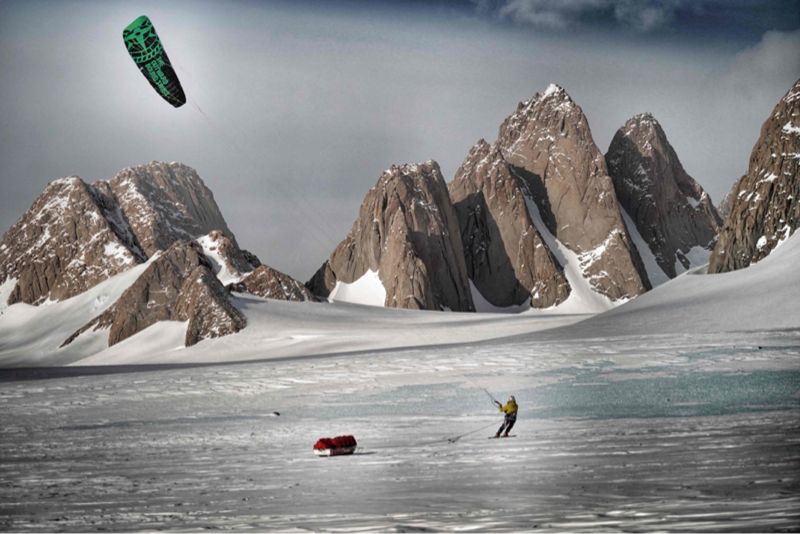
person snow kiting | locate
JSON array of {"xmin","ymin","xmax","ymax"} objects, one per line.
[{"xmin": 494, "ymin": 395, "xmax": 517, "ymax": 438}]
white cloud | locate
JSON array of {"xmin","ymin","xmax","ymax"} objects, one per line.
[
  {"xmin": 497, "ymin": 0, "xmax": 607, "ymax": 29},
  {"xmin": 486, "ymin": 0, "xmax": 686, "ymax": 32},
  {"xmin": 613, "ymin": 1, "xmax": 672, "ymax": 32},
  {"xmin": 723, "ymin": 29, "xmax": 800, "ymax": 92}
]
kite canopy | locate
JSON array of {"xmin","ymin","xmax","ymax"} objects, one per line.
[{"xmin": 123, "ymin": 15, "xmax": 186, "ymax": 108}]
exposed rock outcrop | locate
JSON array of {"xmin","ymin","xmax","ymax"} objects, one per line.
[
  {"xmin": 230, "ymin": 265, "xmax": 313, "ymax": 301},
  {"xmin": 63, "ymin": 241, "xmax": 246, "ymax": 348},
  {"xmin": 0, "ymin": 162, "xmax": 281, "ymax": 348},
  {"xmin": 308, "ymin": 161, "xmax": 474, "ymax": 311},
  {"xmin": 0, "ymin": 177, "xmax": 141, "ymax": 305},
  {"xmin": 606, "ymin": 113, "xmax": 722, "ymax": 279},
  {"xmin": 0, "ymin": 162, "xmax": 246, "ymax": 306},
  {"xmin": 450, "ymin": 83, "xmax": 649, "ymax": 307},
  {"xmin": 709, "ymin": 79, "xmax": 800, "ymax": 273},
  {"xmin": 103, "ymin": 162, "xmax": 235, "ymax": 257},
  {"xmin": 196, "ymin": 230, "xmax": 261, "ymax": 284},
  {"xmin": 449, "ymin": 140, "xmax": 570, "ymax": 308}
]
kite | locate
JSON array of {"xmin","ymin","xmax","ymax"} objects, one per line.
[{"xmin": 123, "ymin": 15, "xmax": 186, "ymax": 108}]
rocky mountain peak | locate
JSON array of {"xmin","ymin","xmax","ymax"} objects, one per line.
[
  {"xmin": 499, "ymin": 84, "xmax": 587, "ymax": 161},
  {"xmin": 449, "ymin": 140, "xmax": 571, "ymax": 309},
  {"xmin": 606, "ymin": 112, "xmax": 722, "ymax": 280},
  {"xmin": 308, "ymin": 160, "xmax": 474, "ymax": 311},
  {"xmin": 0, "ymin": 175, "xmax": 140, "ymax": 305},
  {"xmin": 0, "ymin": 162, "xmax": 243, "ymax": 306},
  {"xmin": 487, "ymin": 83, "xmax": 649, "ymax": 302},
  {"xmin": 536, "ymin": 83, "xmax": 571, "ymax": 106},
  {"xmin": 709, "ymin": 78, "xmax": 800, "ymax": 272},
  {"xmin": 103, "ymin": 161, "xmax": 234, "ymax": 257},
  {"xmin": 622, "ymin": 113, "xmax": 660, "ymax": 147}
]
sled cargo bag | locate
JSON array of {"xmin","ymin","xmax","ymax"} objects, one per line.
[{"xmin": 313, "ymin": 435, "xmax": 357, "ymax": 456}]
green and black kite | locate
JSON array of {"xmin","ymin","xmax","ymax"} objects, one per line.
[{"xmin": 123, "ymin": 15, "xmax": 186, "ymax": 108}]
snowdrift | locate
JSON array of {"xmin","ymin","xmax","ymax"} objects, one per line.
[{"xmin": 558, "ymin": 232, "xmax": 800, "ymax": 336}]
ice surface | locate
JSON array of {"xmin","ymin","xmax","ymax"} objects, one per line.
[{"xmin": 1, "ymin": 328, "xmax": 798, "ymax": 531}]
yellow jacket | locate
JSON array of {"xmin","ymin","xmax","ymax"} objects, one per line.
[{"xmin": 499, "ymin": 399, "xmax": 518, "ymax": 416}]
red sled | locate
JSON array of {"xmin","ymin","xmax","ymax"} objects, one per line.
[{"xmin": 313, "ymin": 435, "xmax": 357, "ymax": 456}]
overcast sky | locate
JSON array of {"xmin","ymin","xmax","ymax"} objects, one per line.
[{"xmin": 1, "ymin": 0, "xmax": 798, "ymax": 279}]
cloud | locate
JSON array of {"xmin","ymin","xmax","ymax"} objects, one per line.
[
  {"xmin": 724, "ymin": 29, "xmax": 800, "ymax": 90},
  {"xmin": 479, "ymin": 0, "xmax": 686, "ymax": 32},
  {"xmin": 496, "ymin": 0, "xmax": 607, "ymax": 29},
  {"xmin": 613, "ymin": 1, "xmax": 675, "ymax": 32}
]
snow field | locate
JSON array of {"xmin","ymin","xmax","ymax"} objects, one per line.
[{"xmin": 1, "ymin": 329, "xmax": 798, "ymax": 531}]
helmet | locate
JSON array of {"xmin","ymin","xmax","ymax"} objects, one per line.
[{"xmin": 509, "ymin": 395, "xmax": 516, "ymax": 402}]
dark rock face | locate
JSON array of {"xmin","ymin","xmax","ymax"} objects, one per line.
[
  {"xmin": 175, "ymin": 265, "xmax": 247, "ymax": 347},
  {"xmin": 308, "ymin": 161, "xmax": 474, "ymax": 311},
  {"xmin": 606, "ymin": 113, "xmax": 722, "ymax": 278},
  {"xmin": 450, "ymin": 83, "xmax": 649, "ymax": 305},
  {"xmin": 230, "ymin": 265, "xmax": 313, "ymax": 301},
  {"xmin": 449, "ymin": 140, "xmax": 570, "ymax": 308},
  {"xmin": 63, "ymin": 241, "xmax": 246, "ymax": 348},
  {"xmin": 0, "ymin": 177, "xmax": 141, "ymax": 305},
  {"xmin": 709, "ymin": 79, "xmax": 800, "ymax": 273}
]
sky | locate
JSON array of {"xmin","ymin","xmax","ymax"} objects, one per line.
[{"xmin": 1, "ymin": 0, "xmax": 798, "ymax": 279}]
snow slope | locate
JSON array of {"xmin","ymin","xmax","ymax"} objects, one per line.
[
  {"xmin": 73, "ymin": 296, "xmax": 583, "ymax": 366},
  {"xmin": 620, "ymin": 208, "xmax": 670, "ymax": 286},
  {"xmin": 2, "ymin": 233, "xmax": 797, "ymax": 368},
  {"xmin": 0, "ymin": 260, "xmax": 154, "ymax": 366},
  {"xmin": 327, "ymin": 269, "xmax": 386, "ymax": 307},
  {"xmin": 195, "ymin": 234, "xmax": 245, "ymax": 285},
  {"xmin": 524, "ymin": 194, "xmax": 621, "ymax": 313},
  {"xmin": 555, "ymin": 232, "xmax": 800, "ymax": 337}
]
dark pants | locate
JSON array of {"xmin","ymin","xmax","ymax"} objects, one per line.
[{"xmin": 497, "ymin": 414, "xmax": 516, "ymax": 435}]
